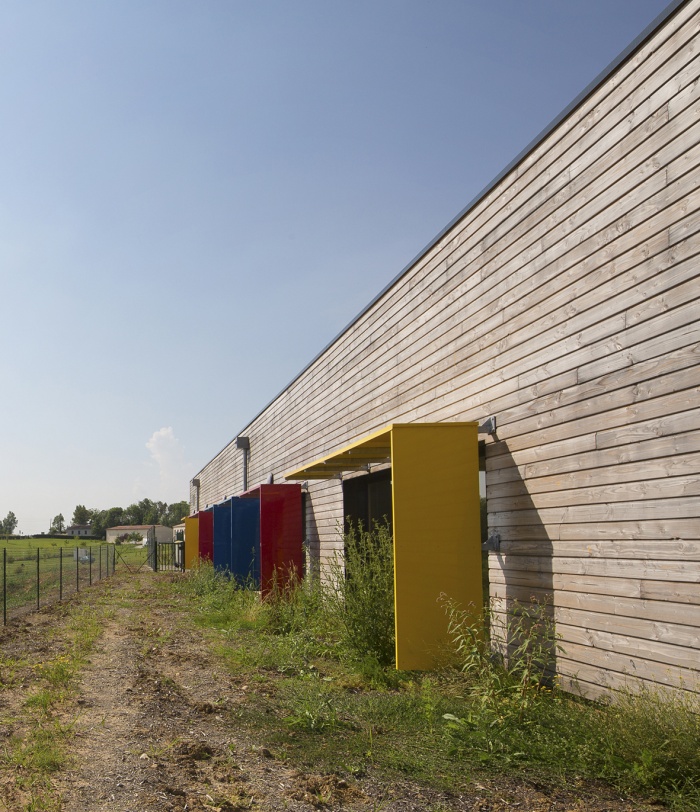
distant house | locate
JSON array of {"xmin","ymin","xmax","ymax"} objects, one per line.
[
  {"xmin": 172, "ymin": 522, "xmax": 185, "ymax": 542},
  {"xmin": 105, "ymin": 525, "xmax": 172, "ymax": 546},
  {"xmin": 66, "ymin": 524, "xmax": 92, "ymax": 537}
]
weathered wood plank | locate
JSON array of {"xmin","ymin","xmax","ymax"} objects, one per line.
[
  {"xmin": 488, "ymin": 445, "xmax": 700, "ymax": 498},
  {"xmin": 488, "ymin": 470, "xmax": 700, "ymax": 512},
  {"xmin": 276, "ymin": 163, "xmax": 699, "ymax": 448},
  {"xmin": 554, "ymin": 607, "xmax": 700, "ymax": 649},
  {"xmin": 490, "ymin": 613, "xmax": 700, "ymax": 671},
  {"xmin": 488, "ymin": 408, "xmax": 700, "ymax": 477},
  {"xmin": 492, "ymin": 538, "xmax": 700, "ymax": 561},
  {"xmin": 486, "ymin": 568, "xmax": 700, "ymax": 604},
  {"xmin": 485, "ymin": 376, "xmax": 700, "ymax": 457},
  {"xmin": 554, "ymin": 658, "xmax": 689, "ymax": 699},
  {"xmin": 489, "ymin": 582, "xmax": 700, "ymax": 628},
  {"xmin": 490, "ymin": 519, "xmax": 700, "ymax": 543},
  {"xmin": 489, "ymin": 554, "xmax": 700, "ymax": 582},
  {"xmin": 553, "ymin": 638, "xmax": 700, "ymax": 688}
]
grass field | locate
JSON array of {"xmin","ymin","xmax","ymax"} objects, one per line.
[{"xmin": 0, "ymin": 538, "xmax": 143, "ymax": 620}]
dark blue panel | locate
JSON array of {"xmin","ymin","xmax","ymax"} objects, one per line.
[
  {"xmin": 213, "ymin": 500, "xmax": 233, "ymax": 573},
  {"xmin": 231, "ymin": 497, "xmax": 260, "ymax": 586}
]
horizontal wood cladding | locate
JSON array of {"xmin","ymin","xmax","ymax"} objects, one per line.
[
  {"xmin": 193, "ymin": 1, "xmax": 700, "ymax": 695},
  {"xmin": 490, "ymin": 581, "xmax": 700, "ymax": 627}
]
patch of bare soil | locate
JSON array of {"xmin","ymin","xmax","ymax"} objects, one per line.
[{"xmin": 0, "ymin": 573, "xmax": 659, "ymax": 811}]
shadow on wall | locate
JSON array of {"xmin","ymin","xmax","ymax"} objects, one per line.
[
  {"xmin": 485, "ymin": 438, "xmax": 557, "ymax": 682},
  {"xmin": 303, "ymin": 491, "xmax": 321, "ymax": 581}
]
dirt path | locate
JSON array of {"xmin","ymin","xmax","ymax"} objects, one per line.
[
  {"xmin": 0, "ymin": 572, "xmax": 658, "ymax": 812},
  {"xmin": 51, "ymin": 573, "xmax": 373, "ymax": 812}
]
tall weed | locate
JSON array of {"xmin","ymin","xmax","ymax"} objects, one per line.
[
  {"xmin": 441, "ymin": 595, "xmax": 700, "ymax": 809},
  {"xmin": 327, "ymin": 521, "xmax": 395, "ymax": 667},
  {"xmin": 181, "ymin": 562, "xmax": 262, "ymax": 630},
  {"xmin": 442, "ymin": 595, "xmax": 559, "ymax": 722}
]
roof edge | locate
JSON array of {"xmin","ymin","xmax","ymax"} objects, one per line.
[{"xmin": 193, "ymin": 0, "xmax": 688, "ymax": 481}]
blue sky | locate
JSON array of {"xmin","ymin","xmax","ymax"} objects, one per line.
[{"xmin": 0, "ymin": 0, "xmax": 672, "ymax": 533}]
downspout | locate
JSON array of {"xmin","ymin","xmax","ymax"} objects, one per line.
[
  {"xmin": 192, "ymin": 478, "xmax": 201, "ymax": 513},
  {"xmin": 236, "ymin": 436, "xmax": 250, "ymax": 492}
]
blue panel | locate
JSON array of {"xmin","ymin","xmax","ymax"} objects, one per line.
[
  {"xmin": 231, "ymin": 497, "xmax": 260, "ymax": 586},
  {"xmin": 213, "ymin": 500, "xmax": 233, "ymax": 572}
]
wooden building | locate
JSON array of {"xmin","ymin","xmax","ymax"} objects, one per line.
[{"xmin": 191, "ymin": 0, "xmax": 700, "ymax": 698}]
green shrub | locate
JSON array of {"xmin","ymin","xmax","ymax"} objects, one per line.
[{"xmin": 327, "ymin": 521, "xmax": 395, "ymax": 667}]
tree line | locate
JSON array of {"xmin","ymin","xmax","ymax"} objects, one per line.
[{"xmin": 50, "ymin": 499, "xmax": 190, "ymax": 539}]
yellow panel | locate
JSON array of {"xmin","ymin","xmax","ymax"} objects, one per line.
[
  {"xmin": 285, "ymin": 425, "xmax": 392, "ymax": 480},
  {"xmin": 391, "ymin": 423, "xmax": 482, "ymax": 670},
  {"xmin": 184, "ymin": 516, "xmax": 200, "ymax": 570}
]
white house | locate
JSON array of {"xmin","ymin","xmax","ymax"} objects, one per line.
[
  {"xmin": 105, "ymin": 525, "xmax": 173, "ymax": 546},
  {"xmin": 66, "ymin": 524, "xmax": 92, "ymax": 537}
]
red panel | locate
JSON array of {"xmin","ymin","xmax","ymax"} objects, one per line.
[
  {"xmin": 198, "ymin": 509, "xmax": 214, "ymax": 562},
  {"xmin": 243, "ymin": 484, "xmax": 303, "ymax": 597}
]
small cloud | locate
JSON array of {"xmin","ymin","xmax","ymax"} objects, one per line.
[{"xmin": 144, "ymin": 427, "xmax": 189, "ymax": 502}]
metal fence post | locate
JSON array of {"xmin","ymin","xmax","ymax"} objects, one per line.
[
  {"xmin": 59, "ymin": 547, "xmax": 63, "ymax": 601},
  {"xmin": 3, "ymin": 548, "xmax": 6, "ymax": 626},
  {"xmin": 76, "ymin": 547, "xmax": 79, "ymax": 593},
  {"xmin": 99, "ymin": 545, "xmax": 102, "ymax": 581},
  {"xmin": 36, "ymin": 549, "xmax": 40, "ymax": 611},
  {"xmin": 89, "ymin": 547, "xmax": 92, "ymax": 586}
]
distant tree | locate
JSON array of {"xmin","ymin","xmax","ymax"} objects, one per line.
[
  {"xmin": 1, "ymin": 511, "xmax": 17, "ymax": 536},
  {"xmin": 89, "ymin": 509, "xmax": 107, "ymax": 539},
  {"xmin": 71, "ymin": 504, "xmax": 91, "ymax": 525},
  {"xmin": 77, "ymin": 498, "xmax": 190, "ymax": 538},
  {"xmin": 123, "ymin": 501, "xmax": 143, "ymax": 526},
  {"xmin": 103, "ymin": 507, "xmax": 125, "ymax": 531},
  {"xmin": 163, "ymin": 501, "xmax": 189, "ymax": 527},
  {"xmin": 50, "ymin": 513, "xmax": 65, "ymax": 534}
]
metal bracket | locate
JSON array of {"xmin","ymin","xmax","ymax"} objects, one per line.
[
  {"xmin": 483, "ymin": 531, "xmax": 501, "ymax": 553},
  {"xmin": 478, "ymin": 416, "xmax": 497, "ymax": 435}
]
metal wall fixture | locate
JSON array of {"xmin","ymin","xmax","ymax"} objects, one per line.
[
  {"xmin": 478, "ymin": 416, "xmax": 497, "ymax": 435},
  {"xmin": 192, "ymin": 478, "xmax": 201, "ymax": 512},
  {"xmin": 236, "ymin": 436, "xmax": 250, "ymax": 491}
]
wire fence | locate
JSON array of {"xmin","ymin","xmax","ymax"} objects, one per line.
[{"xmin": 1, "ymin": 545, "xmax": 116, "ymax": 625}]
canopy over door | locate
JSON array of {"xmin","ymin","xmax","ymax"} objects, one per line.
[
  {"xmin": 286, "ymin": 422, "xmax": 481, "ymax": 670},
  {"xmin": 184, "ymin": 515, "xmax": 199, "ymax": 569}
]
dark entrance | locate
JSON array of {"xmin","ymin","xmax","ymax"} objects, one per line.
[{"xmin": 342, "ymin": 468, "xmax": 392, "ymax": 532}]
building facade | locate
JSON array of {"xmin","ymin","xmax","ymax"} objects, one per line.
[{"xmin": 191, "ymin": 0, "xmax": 700, "ymax": 698}]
